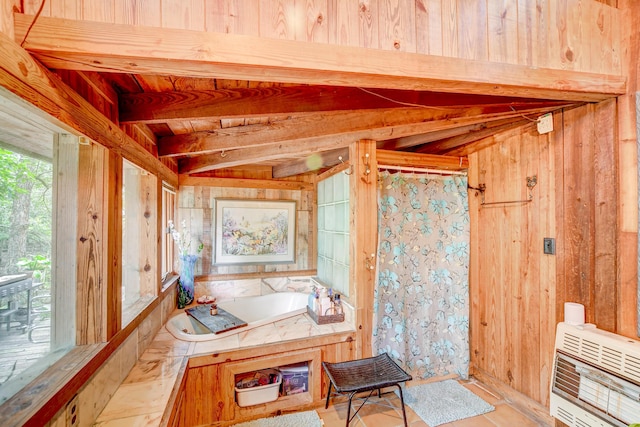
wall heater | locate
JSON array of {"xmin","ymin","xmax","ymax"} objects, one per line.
[{"xmin": 551, "ymin": 322, "xmax": 640, "ymax": 427}]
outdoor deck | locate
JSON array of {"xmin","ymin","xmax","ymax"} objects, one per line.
[{"xmin": 0, "ymin": 322, "xmax": 50, "ymax": 386}]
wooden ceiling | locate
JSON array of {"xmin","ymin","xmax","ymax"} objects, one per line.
[
  {"xmin": 99, "ymin": 73, "xmax": 573, "ymax": 178},
  {"xmin": 11, "ymin": 13, "xmax": 605, "ymax": 178}
]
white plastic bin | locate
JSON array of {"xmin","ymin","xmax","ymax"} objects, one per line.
[{"xmin": 235, "ymin": 369, "xmax": 282, "ymax": 407}]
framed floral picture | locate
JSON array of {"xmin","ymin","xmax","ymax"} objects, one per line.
[{"xmin": 214, "ymin": 199, "xmax": 296, "ymax": 265}]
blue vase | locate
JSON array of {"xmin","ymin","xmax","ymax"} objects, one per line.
[{"xmin": 178, "ymin": 254, "xmax": 198, "ymax": 308}]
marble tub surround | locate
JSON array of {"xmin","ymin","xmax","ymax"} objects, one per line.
[
  {"xmin": 262, "ymin": 276, "xmax": 315, "ymax": 293},
  {"xmin": 93, "ymin": 300, "xmax": 356, "ymax": 426},
  {"xmin": 194, "ymin": 275, "xmax": 316, "ymax": 303}
]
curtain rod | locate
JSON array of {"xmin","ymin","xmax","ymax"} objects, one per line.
[{"xmin": 377, "ymin": 164, "xmax": 467, "ymax": 176}]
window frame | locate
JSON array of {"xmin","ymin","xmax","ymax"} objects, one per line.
[{"xmin": 161, "ymin": 183, "xmax": 176, "ymax": 285}]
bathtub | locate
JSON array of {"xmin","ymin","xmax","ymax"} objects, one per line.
[{"xmin": 165, "ymin": 292, "xmax": 309, "ymax": 342}]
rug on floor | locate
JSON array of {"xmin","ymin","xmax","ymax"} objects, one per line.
[
  {"xmin": 231, "ymin": 410, "xmax": 322, "ymax": 427},
  {"xmin": 399, "ymin": 379, "xmax": 495, "ymax": 426}
]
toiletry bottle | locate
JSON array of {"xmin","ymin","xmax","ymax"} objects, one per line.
[
  {"xmin": 319, "ymin": 287, "xmax": 331, "ymax": 316},
  {"xmin": 334, "ymin": 294, "xmax": 343, "ymax": 315},
  {"xmin": 314, "ymin": 289, "xmax": 320, "ymax": 315},
  {"xmin": 308, "ymin": 290, "xmax": 315, "ymax": 310}
]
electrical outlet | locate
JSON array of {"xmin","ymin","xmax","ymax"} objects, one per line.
[
  {"xmin": 537, "ymin": 113, "xmax": 553, "ymax": 134},
  {"xmin": 66, "ymin": 394, "xmax": 79, "ymax": 426},
  {"xmin": 543, "ymin": 237, "xmax": 556, "ymax": 255}
]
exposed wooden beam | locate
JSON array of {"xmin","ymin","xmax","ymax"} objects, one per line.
[
  {"xmin": 119, "ymin": 85, "xmax": 562, "ymax": 124},
  {"xmin": 177, "ymin": 105, "xmax": 567, "ymax": 173},
  {"xmin": 377, "ymin": 117, "xmax": 526, "ymax": 150},
  {"xmin": 416, "ymin": 118, "xmax": 533, "ymax": 154},
  {"xmin": 160, "ymin": 105, "xmax": 570, "ymax": 158},
  {"xmin": 0, "ymin": 31, "xmax": 177, "ymax": 187},
  {"xmin": 272, "ymin": 147, "xmax": 350, "ymax": 178},
  {"xmin": 14, "ymin": 14, "xmax": 625, "ymax": 102},
  {"xmin": 178, "ymin": 175, "xmax": 314, "ymax": 190},
  {"xmin": 376, "ymin": 149, "xmax": 469, "ymax": 171},
  {"xmin": 77, "ymin": 71, "xmax": 119, "ymax": 106}
]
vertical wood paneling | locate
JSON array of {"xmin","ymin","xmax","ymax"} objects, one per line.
[
  {"xmin": 205, "ymin": 0, "xmax": 259, "ymax": 35},
  {"xmin": 616, "ymin": 0, "xmax": 638, "ymax": 339},
  {"xmin": 562, "ymin": 106, "xmax": 595, "ymax": 314},
  {"xmin": 76, "ymin": 140, "xmax": 107, "ymax": 344},
  {"xmin": 49, "ymin": 0, "xmax": 81, "ymax": 19},
  {"xmin": 259, "ymin": 0, "xmax": 295, "ymax": 40},
  {"xmin": 327, "ymin": 0, "xmax": 359, "ymax": 46},
  {"xmin": 16, "ymin": 0, "xmax": 622, "ymax": 77},
  {"xmin": 471, "ymin": 117, "xmax": 558, "ymax": 404},
  {"xmin": 517, "ymin": 0, "xmax": 550, "ymax": 68},
  {"xmin": 82, "ymin": 0, "xmax": 115, "ymax": 23},
  {"xmin": 114, "ymin": 0, "xmax": 162, "ymax": 26},
  {"xmin": 567, "ymin": 0, "xmax": 587, "ymax": 71},
  {"xmin": 488, "ymin": 0, "xmax": 518, "ymax": 63},
  {"xmin": 55, "ymin": 135, "xmax": 80, "ymax": 348},
  {"xmin": 593, "ymin": 99, "xmax": 617, "ymax": 331},
  {"xmin": 415, "ymin": 0, "xmax": 443, "ymax": 55},
  {"xmin": 468, "ymin": 151, "xmax": 481, "ymax": 376},
  {"xmin": 23, "ymin": 0, "xmax": 50, "ymax": 16},
  {"xmin": 522, "ymin": 128, "xmax": 542, "ymax": 401},
  {"xmin": 350, "ymin": 140, "xmax": 377, "ymax": 360},
  {"xmin": 549, "ymin": 0, "xmax": 570, "ymax": 69},
  {"xmin": 586, "ymin": 0, "xmax": 611, "ymax": 74},
  {"xmin": 297, "ymin": 0, "xmax": 328, "ymax": 42},
  {"xmin": 472, "ymin": 103, "xmax": 621, "ymax": 405},
  {"xmin": 162, "ymin": 0, "xmax": 205, "ymax": 30},
  {"xmin": 538, "ymin": 114, "xmax": 561, "ymax": 405},
  {"xmin": 107, "ymin": 151, "xmax": 123, "ymax": 339},
  {"xmin": 458, "ymin": 0, "xmax": 488, "ymax": 60},
  {"xmin": 139, "ymin": 172, "xmax": 158, "ymax": 297},
  {"xmin": 379, "ymin": 0, "xmax": 416, "ymax": 52},
  {"xmin": 358, "ymin": 0, "xmax": 379, "ymax": 49},
  {"xmin": 441, "ymin": 0, "xmax": 458, "ymax": 57}
]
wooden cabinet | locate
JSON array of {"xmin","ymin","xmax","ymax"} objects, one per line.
[{"xmin": 182, "ymin": 334, "xmax": 354, "ymax": 426}]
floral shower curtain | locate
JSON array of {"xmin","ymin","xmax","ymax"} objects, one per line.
[{"xmin": 373, "ymin": 171, "xmax": 470, "ymax": 380}]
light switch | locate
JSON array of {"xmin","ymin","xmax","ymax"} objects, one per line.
[{"xmin": 543, "ymin": 237, "xmax": 555, "ymax": 255}]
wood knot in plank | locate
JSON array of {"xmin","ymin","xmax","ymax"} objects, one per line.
[{"xmin": 79, "ymin": 236, "xmax": 88, "ymax": 243}]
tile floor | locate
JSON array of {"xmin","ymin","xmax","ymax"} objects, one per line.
[{"xmin": 315, "ymin": 379, "xmax": 545, "ymax": 427}]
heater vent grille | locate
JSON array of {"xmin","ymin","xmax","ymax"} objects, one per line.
[
  {"xmin": 557, "ymin": 326, "xmax": 640, "ymax": 385},
  {"xmin": 552, "ymin": 323, "xmax": 640, "ymax": 427}
]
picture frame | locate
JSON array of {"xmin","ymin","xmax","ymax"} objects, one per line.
[{"xmin": 214, "ymin": 199, "xmax": 296, "ymax": 265}]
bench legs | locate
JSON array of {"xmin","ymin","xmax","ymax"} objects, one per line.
[
  {"xmin": 395, "ymin": 383, "xmax": 409, "ymax": 427},
  {"xmin": 324, "ymin": 384, "xmax": 408, "ymax": 427}
]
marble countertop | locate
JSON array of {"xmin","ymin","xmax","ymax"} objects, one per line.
[{"xmin": 93, "ymin": 308, "xmax": 355, "ymax": 426}]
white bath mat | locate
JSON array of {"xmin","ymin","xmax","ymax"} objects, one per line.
[
  {"xmin": 231, "ymin": 410, "xmax": 322, "ymax": 427},
  {"xmin": 399, "ymin": 379, "xmax": 495, "ymax": 426}
]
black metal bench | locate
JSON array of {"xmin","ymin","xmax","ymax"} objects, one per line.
[{"xmin": 322, "ymin": 353, "xmax": 412, "ymax": 427}]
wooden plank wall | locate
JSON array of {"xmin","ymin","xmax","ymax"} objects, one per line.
[
  {"xmin": 616, "ymin": 0, "xmax": 639, "ymax": 340},
  {"xmin": 177, "ymin": 181, "xmax": 314, "ymax": 276},
  {"xmin": 468, "ymin": 101, "xmax": 619, "ymax": 407},
  {"xmin": 18, "ymin": 0, "xmax": 621, "ymax": 76}
]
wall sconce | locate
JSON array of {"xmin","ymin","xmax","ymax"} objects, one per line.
[{"xmin": 365, "ymin": 253, "xmax": 376, "ymax": 271}]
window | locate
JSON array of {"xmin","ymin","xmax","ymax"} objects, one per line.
[
  {"xmin": 317, "ymin": 171, "xmax": 350, "ymax": 297},
  {"xmin": 161, "ymin": 183, "xmax": 176, "ymax": 283},
  {"xmin": 0, "ymin": 134, "xmax": 77, "ymax": 404},
  {"xmin": 121, "ymin": 160, "xmax": 157, "ymax": 325}
]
